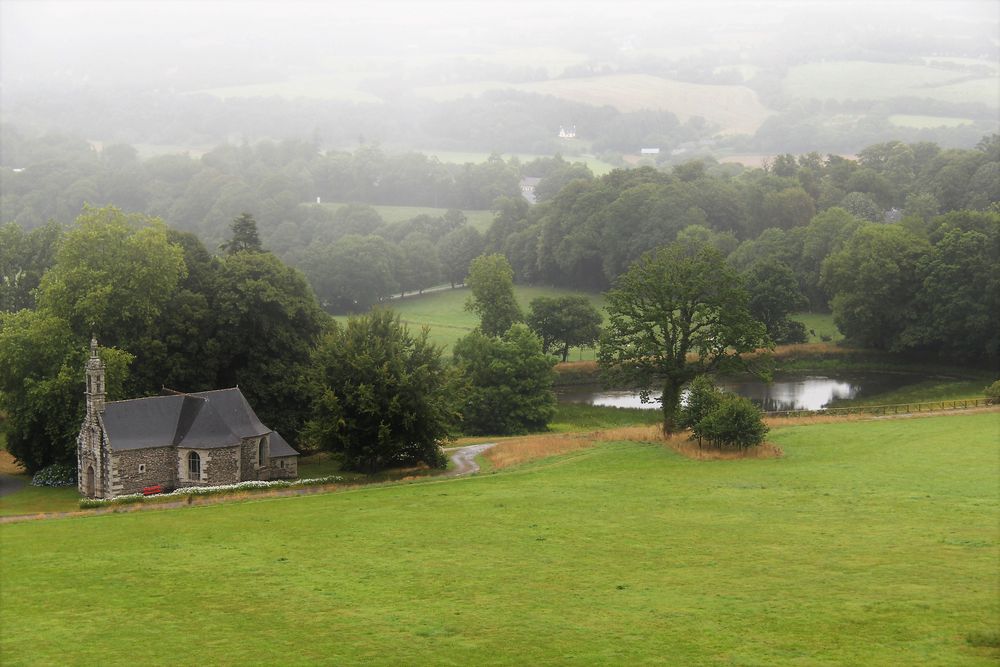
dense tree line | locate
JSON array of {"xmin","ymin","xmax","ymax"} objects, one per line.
[
  {"xmin": 0, "ymin": 207, "xmax": 563, "ymax": 474},
  {"xmin": 490, "ymin": 136, "xmax": 998, "ymax": 293},
  {"xmin": 0, "ymin": 207, "xmax": 327, "ymax": 473}
]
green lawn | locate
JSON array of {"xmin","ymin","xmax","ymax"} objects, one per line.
[
  {"xmin": 889, "ymin": 114, "xmax": 975, "ymax": 129},
  {"xmin": 791, "ymin": 312, "xmax": 842, "ymax": 343},
  {"xmin": 320, "ymin": 202, "xmax": 496, "ymax": 232},
  {"xmin": 1, "ymin": 412, "xmax": 997, "ymax": 665},
  {"xmin": 783, "ymin": 61, "xmax": 1000, "ymax": 107},
  {"xmin": 386, "ymin": 285, "xmax": 606, "ymax": 357},
  {"xmin": 424, "ymin": 150, "xmax": 618, "ymax": 176}
]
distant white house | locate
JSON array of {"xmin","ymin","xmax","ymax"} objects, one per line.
[
  {"xmin": 640, "ymin": 148, "xmax": 660, "ymax": 155},
  {"xmin": 559, "ymin": 125, "xmax": 577, "ymax": 139},
  {"xmin": 520, "ymin": 177, "xmax": 541, "ymax": 204}
]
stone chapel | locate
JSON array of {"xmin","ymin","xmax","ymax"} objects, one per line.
[{"xmin": 77, "ymin": 338, "xmax": 298, "ymax": 499}]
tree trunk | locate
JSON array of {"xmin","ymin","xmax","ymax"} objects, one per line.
[
  {"xmin": 561, "ymin": 344, "xmax": 570, "ymax": 363},
  {"xmin": 661, "ymin": 378, "xmax": 683, "ymax": 434}
]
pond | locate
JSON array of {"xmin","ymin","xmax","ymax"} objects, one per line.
[{"xmin": 556, "ymin": 371, "xmax": 927, "ymax": 412}]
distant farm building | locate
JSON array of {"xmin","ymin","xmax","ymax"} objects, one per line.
[
  {"xmin": 559, "ymin": 125, "xmax": 577, "ymax": 139},
  {"xmin": 520, "ymin": 177, "xmax": 541, "ymax": 204}
]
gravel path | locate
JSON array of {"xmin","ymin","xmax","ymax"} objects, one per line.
[
  {"xmin": 0, "ymin": 473, "xmax": 27, "ymax": 498},
  {"xmin": 447, "ymin": 443, "xmax": 496, "ymax": 475}
]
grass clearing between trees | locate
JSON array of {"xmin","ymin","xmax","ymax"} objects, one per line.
[
  {"xmin": 1, "ymin": 411, "xmax": 997, "ymax": 665},
  {"xmin": 388, "ymin": 285, "xmax": 607, "ymax": 355},
  {"xmin": 319, "ymin": 201, "xmax": 496, "ymax": 232}
]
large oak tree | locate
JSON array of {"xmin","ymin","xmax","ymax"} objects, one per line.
[{"xmin": 598, "ymin": 241, "xmax": 769, "ymax": 433}]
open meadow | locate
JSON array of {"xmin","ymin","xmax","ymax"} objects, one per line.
[
  {"xmin": 1, "ymin": 411, "xmax": 997, "ymax": 665},
  {"xmin": 414, "ymin": 73, "xmax": 773, "ymax": 135},
  {"xmin": 381, "ymin": 286, "xmax": 837, "ymax": 356},
  {"xmin": 320, "ymin": 202, "xmax": 496, "ymax": 232}
]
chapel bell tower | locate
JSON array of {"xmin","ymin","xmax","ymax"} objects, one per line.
[{"xmin": 86, "ymin": 336, "xmax": 106, "ymax": 418}]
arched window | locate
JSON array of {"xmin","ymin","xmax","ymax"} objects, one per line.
[
  {"xmin": 188, "ymin": 451, "xmax": 201, "ymax": 478},
  {"xmin": 258, "ymin": 439, "xmax": 266, "ymax": 466}
]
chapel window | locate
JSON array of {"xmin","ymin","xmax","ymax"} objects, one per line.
[
  {"xmin": 258, "ymin": 439, "xmax": 266, "ymax": 466},
  {"xmin": 188, "ymin": 451, "xmax": 201, "ymax": 478}
]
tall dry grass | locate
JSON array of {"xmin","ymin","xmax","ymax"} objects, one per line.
[
  {"xmin": 0, "ymin": 449, "xmax": 25, "ymax": 475},
  {"xmin": 483, "ymin": 423, "xmax": 786, "ymax": 469},
  {"xmin": 483, "ymin": 434, "xmax": 598, "ymax": 470}
]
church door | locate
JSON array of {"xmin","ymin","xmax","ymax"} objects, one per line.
[{"xmin": 86, "ymin": 465, "xmax": 95, "ymax": 498}]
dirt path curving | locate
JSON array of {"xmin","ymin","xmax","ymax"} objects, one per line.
[
  {"xmin": 0, "ymin": 473, "xmax": 26, "ymax": 497},
  {"xmin": 447, "ymin": 443, "xmax": 496, "ymax": 476}
]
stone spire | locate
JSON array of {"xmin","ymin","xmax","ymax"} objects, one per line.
[{"xmin": 86, "ymin": 336, "xmax": 106, "ymax": 417}]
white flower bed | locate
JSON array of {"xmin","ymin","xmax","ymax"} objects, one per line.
[{"xmin": 80, "ymin": 475, "xmax": 344, "ymax": 506}]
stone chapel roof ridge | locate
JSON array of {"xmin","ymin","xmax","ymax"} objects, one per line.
[{"xmin": 101, "ymin": 387, "xmax": 273, "ymax": 452}]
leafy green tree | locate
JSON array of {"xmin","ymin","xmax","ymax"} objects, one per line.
[
  {"xmin": 305, "ymin": 310, "xmax": 452, "ymax": 472},
  {"xmin": 439, "ymin": 225, "xmax": 485, "ymax": 288},
  {"xmin": 464, "ymin": 253, "xmax": 523, "ymax": 337},
  {"xmin": 678, "ymin": 374, "xmax": 723, "ymax": 437},
  {"xmin": 131, "ymin": 229, "xmax": 222, "ymax": 393},
  {"xmin": 840, "ymin": 192, "xmax": 883, "ymax": 222},
  {"xmin": 35, "ymin": 206, "xmax": 187, "ymax": 349},
  {"xmin": 744, "ymin": 260, "xmax": 809, "ymax": 344},
  {"xmin": 693, "ymin": 394, "xmax": 768, "ymax": 449},
  {"xmin": 220, "ymin": 212, "xmax": 263, "ymax": 254},
  {"xmin": 821, "ymin": 224, "xmax": 930, "ymax": 350},
  {"xmin": 452, "ymin": 325, "xmax": 556, "ymax": 435},
  {"xmin": 903, "ymin": 214, "xmax": 1000, "ymax": 364},
  {"xmin": 303, "ymin": 234, "xmax": 398, "ymax": 313},
  {"xmin": 0, "ymin": 220, "xmax": 61, "ymax": 312},
  {"xmin": 526, "ymin": 295, "xmax": 602, "ymax": 362},
  {"xmin": 397, "ymin": 235, "xmax": 442, "ymax": 295},
  {"xmin": 599, "ymin": 242, "xmax": 769, "ymax": 433},
  {"xmin": 0, "ymin": 310, "xmax": 132, "ymax": 472},
  {"xmin": 214, "ymin": 251, "xmax": 327, "ymax": 438},
  {"xmin": 761, "ymin": 186, "xmax": 816, "ymax": 230}
]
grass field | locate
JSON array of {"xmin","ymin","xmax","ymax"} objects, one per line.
[
  {"xmin": 889, "ymin": 114, "xmax": 975, "ymax": 129},
  {"xmin": 387, "ymin": 285, "xmax": 607, "ymax": 356},
  {"xmin": 783, "ymin": 61, "xmax": 1000, "ymax": 107},
  {"xmin": 1, "ymin": 411, "xmax": 997, "ymax": 665},
  {"xmin": 793, "ymin": 311, "xmax": 842, "ymax": 343},
  {"xmin": 414, "ymin": 73, "xmax": 773, "ymax": 135},
  {"xmin": 387, "ymin": 286, "xmax": 834, "ymax": 357},
  {"xmin": 424, "ymin": 150, "xmax": 618, "ymax": 176},
  {"xmin": 319, "ymin": 202, "xmax": 496, "ymax": 232}
]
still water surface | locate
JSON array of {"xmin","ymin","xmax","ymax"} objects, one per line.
[{"xmin": 557, "ymin": 372, "xmax": 925, "ymax": 412}]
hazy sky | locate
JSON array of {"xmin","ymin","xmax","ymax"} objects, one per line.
[{"xmin": 2, "ymin": 1, "xmax": 996, "ymax": 89}]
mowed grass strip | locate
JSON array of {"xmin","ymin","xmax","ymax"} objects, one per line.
[{"xmin": 2, "ymin": 412, "xmax": 997, "ymax": 665}]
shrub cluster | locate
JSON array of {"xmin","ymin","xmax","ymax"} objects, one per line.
[
  {"xmin": 30, "ymin": 463, "xmax": 77, "ymax": 487},
  {"xmin": 681, "ymin": 375, "xmax": 769, "ymax": 449},
  {"xmin": 78, "ymin": 475, "xmax": 344, "ymax": 508},
  {"xmin": 985, "ymin": 380, "xmax": 1000, "ymax": 405}
]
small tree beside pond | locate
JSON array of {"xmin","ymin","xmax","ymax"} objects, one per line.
[{"xmin": 680, "ymin": 375, "xmax": 768, "ymax": 449}]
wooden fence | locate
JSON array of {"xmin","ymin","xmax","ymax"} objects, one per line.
[{"xmin": 767, "ymin": 397, "xmax": 994, "ymax": 419}]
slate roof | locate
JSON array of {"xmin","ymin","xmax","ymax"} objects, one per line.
[
  {"xmin": 269, "ymin": 431, "xmax": 298, "ymax": 457},
  {"xmin": 100, "ymin": 388, "xmax": 297, "ymax": 456}
]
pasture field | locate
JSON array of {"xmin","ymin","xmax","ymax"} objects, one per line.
[
  {"xmin": 889, "ymin": 114, "xmax": 975, "ymax": 129},
  {"xmin": 388, "ymin": 285, "xmax": 606, "ymax": 356},
  {"xmin": 793, "ymin": 311, "xmax": 842, "ymax": 343},
  {"xmin": 424, "ymin": 150, "xmax": 618, "ymax": 176},
  {"xmin": 387, "ymin": 287, "xmax": 833, "ymax": 356},
  {"xmin": 1, "ymin": 412, "xmax": 997, "ymax": 665},
  {"xmin": 414, "ymin": 74, "xmax": 773, "ymax": 135},
  {"xmin": 319, "ymin": 202, "xmax": 495, "ymax": 232},
  {"xmin": 783, "ymin": 61, "xmax": 1000, "ymax": 107}
]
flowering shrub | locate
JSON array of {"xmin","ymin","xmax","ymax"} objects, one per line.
[
  {"xmin": 78, "ymin": 475, "xmax": 344, "ymax": 508},
  {"xmin": 31, "ymin": 463, "xmax": 77, "ymax": 487}
]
